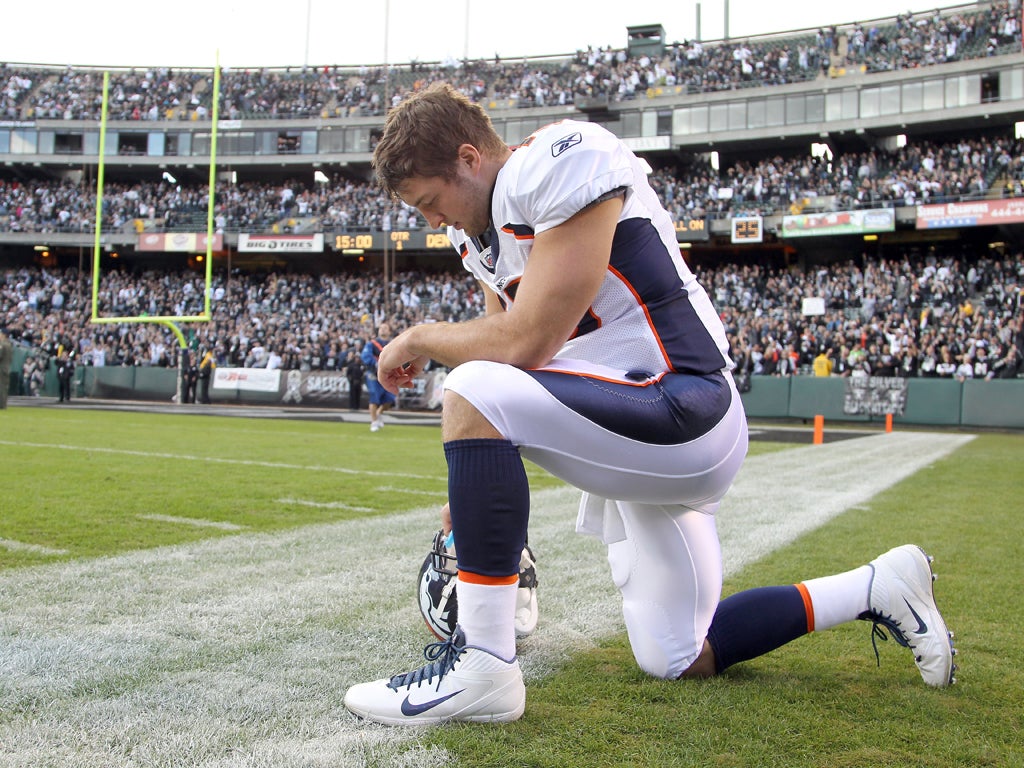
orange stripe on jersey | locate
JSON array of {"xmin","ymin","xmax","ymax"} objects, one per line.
[
  {"xmin": 458, "ymin": 570, "xmax": 519, "ymax": 586},
  {"xmin": 606, "ymin": 264, "xmax": 674, "ymax": 372},
  {"xmin": 795, "ymin": 582, "xmax": 816, "ymax": 633},
  {"xmin": 500, "ymin": 223, "xmax": 535, "ymax": 241},
  {"xmin": 532, "ymin": 366, "xmax": 668, "ymax": 389},
  {"xmin": 459, "ymin": 242, "xmax": 469, "ymax": 260}
]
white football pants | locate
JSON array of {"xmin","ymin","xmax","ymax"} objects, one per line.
[{"xmin": 444, "ymin": 358, "xmax": 748, "ymax": 677}]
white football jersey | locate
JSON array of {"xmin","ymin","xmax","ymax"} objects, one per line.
[{"xmin": 448, "ymin": 119, "xmax": 732, "ymax": 376}]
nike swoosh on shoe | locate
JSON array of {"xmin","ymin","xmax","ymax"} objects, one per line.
[
  {"xmin": 400, "ymin": 689, "xmax": 465, "ymax": 716},
  {"xmin": 902, "ymin": 597, "xmax": 929, "ymax": 634}
]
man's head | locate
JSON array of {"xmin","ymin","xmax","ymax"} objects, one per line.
[{"xmin": 372, "ymin": 83, "xmax": 509, "ymax": 236}]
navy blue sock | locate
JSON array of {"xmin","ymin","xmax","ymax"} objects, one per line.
[
  {"xmin": 706, "ymin": 586, "xmax": 812, "ymax": 674},
  {"xmin": 443, "ymin": 438, "xmax": 529, "ymax": 578}
]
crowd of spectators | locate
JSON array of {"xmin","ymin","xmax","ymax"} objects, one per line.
[
  {"xmin": 707, "ymin": 252, "xmax": 1023, "ymax": 382},
  {"xmin": 658, "ymin": 133, "xmax": 1024, "ymax": 221},
  {"xmin": 841, "ymin": 5, "xmax": 1021, "ymax": 71},
  {"xmin": 2, "ymin": 245, "xmax": 1021, "ymax": 398},
  {"xmin": 1, "ymin": 266, "xmax": 485, "ymax": 395},
  {"xmin": 2, "ymin": 134, "xmax": 1022, "ymax": 235},
  {"xmin": 0, "ymin": 175, "xmax": 420, "ymax": 235},
  {"xmin": 2, "ymin": 3, "xmax": 1020, "ymax": 122}
]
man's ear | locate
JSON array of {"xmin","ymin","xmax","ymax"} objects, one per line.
[{"xmin": 457, "ymin": 143, "xmax": 482, "ymax": 172}]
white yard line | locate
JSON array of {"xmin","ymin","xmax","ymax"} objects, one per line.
[
  {"xmin": 0, "ymin": 431, "xmax": 973, "ymax": 768},
  {"xmin": 137, "ymin": 514, "xmax": 248, "ymax": 531},
  {"xmin": 0, "ymin": 538, "xmax": 68, "ymax": 556},
  {"xmin": 275, "ymin": 498, "xmax": 375, "ymax": 512},
  {"xmin": 0, "ymin": 439, "xmax": 439, "ymax": 480}
]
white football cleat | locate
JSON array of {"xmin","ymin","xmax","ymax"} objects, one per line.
[
  {"xmin": 343, "ymin": 627, "xmax": 525, "ymax": 726},
  {"xmin": 859, "ymin": 544, "xmax": 957, "ymax": 687}
]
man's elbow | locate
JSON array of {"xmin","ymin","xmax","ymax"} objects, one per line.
[{"xmin": 504, "ymin": 337, "xmax": 565, "ymax": 370}]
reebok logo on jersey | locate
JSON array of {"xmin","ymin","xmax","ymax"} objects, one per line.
[{"xmin": 551, "ymin": 132, "xmax": 582, "ymax": 157}]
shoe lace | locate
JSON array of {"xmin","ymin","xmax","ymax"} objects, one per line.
[
  {"xmin": 386, "ymin": 635, "xmax": 464, "ymax": 693},
  {"xmin": 859, "ymin": 608, "xmax": 912, "ymax": 667}
]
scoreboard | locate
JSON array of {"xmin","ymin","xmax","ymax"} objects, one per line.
[
  {"xmin": 335, "ymin": 215, "xmax": 718, "ymax": 253},
  {"xmin": 730, "ymin": 216, "xmax": 764, "ymax": 243},
  {"xmin": 334, "ymin": 231, "xmax": 453, "ymax": 253}
]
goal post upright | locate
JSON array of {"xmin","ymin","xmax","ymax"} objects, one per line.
[
  {"xmin": 203, "ymin": 51, "xmax": 221, "ymax": 320},
  {"xmin": 90, "ymin": 71, "xmax": 110, "ymax": 324},
  {"xmin": 89, "ymin": 57, "xmax": 222, "ymax": 334},
  {"xmin": 87, "ymin": 58, "xmax": 222, "ymax": 403}
]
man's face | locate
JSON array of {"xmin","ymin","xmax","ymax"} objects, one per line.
[{"xmin": 397, "ymin": 165, "xmax": 491, "ymax": 238}]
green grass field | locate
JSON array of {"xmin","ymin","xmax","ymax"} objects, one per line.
[{"xmin": 1, "ymin": 406, "xmax": 1021, "ymax": 768}]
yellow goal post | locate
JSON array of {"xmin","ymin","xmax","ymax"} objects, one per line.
[{"xmin": 89, "ymin": 58, "xmax": 222, "ymax": 352}]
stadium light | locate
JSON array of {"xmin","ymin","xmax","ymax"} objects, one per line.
[
  {"xmin": 162, "ymin": 171, "xmax": 177, "ymax": 184},
  {"xmin": 314, "ymin": 170, "xmax": 330, "ymax": 184}
]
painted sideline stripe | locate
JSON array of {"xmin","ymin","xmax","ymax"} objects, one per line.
[
  {"xmin": 137, "ymin": 514, "xmax": 248, "ymax": 531},
  {"xmin": 376, "ymin": 485, "xmax": 448, "ymax": 497},
  {"xmin": 0, "ymin": 537, "xmax": 69, "ymax": 556},
  {"xmin": 275, "ymin": 497, "xmax": 374, "ymax": 512},
  {"xmin": 0, "ymin": 431, "xmax": 973, "ymax": 767},
  {"xmin": 0, "ymin": 439, "xmax": 439, "ymax": 480}
]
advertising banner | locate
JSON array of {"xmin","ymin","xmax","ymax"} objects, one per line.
[
  {"xmin": 213, "ymin": 367, "xmax": 282, "ymax": 393},
  {"xmin": 781, "ymin": 208, "xmax": 895, "ymax": 238},
  {"xmin": 208, "ymin": 367, "xmax": 444, "ymax": 411},
  {"xmin": 843, "ymin": 375, "xmax": 908, "ymax": 416},
  {"xmin": 238, "ymin": 234, "xmax": 325, "ymax": 252},
  {"xmin": 136, "ymin": 233, "xmax": 224, "ymax": 252},
  {"xmin": 915, "ymin": 198, "xmax": 1024, "ymax": 229}
]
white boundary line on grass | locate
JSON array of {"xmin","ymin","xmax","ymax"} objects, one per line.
[
  {"xmin": 0, "ymin": 538, "xmax": 69, "ymax": 556},
  {"xmin": 276, "ymin": 498, "xmax": 375, "ymax": 512},
  {"xmin": 137, "ymin": 514, "xmax": 249, "ymax": 531},
  {"xmin": 0, "ymin": 439, "xmax": 438, "ymax": 480},
  {"xmin": 0, "ymin": 431, "xmax": 973, "ymax": 768}
]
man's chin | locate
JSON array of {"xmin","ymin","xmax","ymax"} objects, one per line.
[{"xmin": 452, "ymin": 219, "xmax": 487, "ymax": 238}]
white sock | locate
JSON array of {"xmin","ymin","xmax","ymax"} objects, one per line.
[
  {"xmin": 801, "ymin": 564, "xmax": 874, "ymax": 631},
  {"xmin": 453, "ymin": 580, "xmax": 518, "ymax": 660}
]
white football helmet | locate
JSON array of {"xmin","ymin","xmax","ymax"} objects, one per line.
[
  {"xmin": 417, "ymin": 529, "xmax": 460, "ymax": 640},
  {"xmin": 417, "ymin": 529, "xmax": 539, "ymax": 640}
]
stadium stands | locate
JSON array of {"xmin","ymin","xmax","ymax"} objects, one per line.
[
  {"xmin": 1, "ymin": 1, "xmax": 1022, "ymax": 399},
  {"xmin": 2, "ymin": 134, "xmax": 1021, "ymax": 234},
  {"xmin": 2, "ymin": 4, "xmax": 1018, "ymax": 118}
]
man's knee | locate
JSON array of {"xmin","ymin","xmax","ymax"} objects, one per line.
[
  {"xmin": 678, "ymin": 641, "xmax": 718, "ymax": 679},
  {"xmin": 442, "ymin": 390, "xmax": 503, "ymax": 441},
  {"xmin": 621, "ymin": 600, "xmax": 713, "ymax": 679}
]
